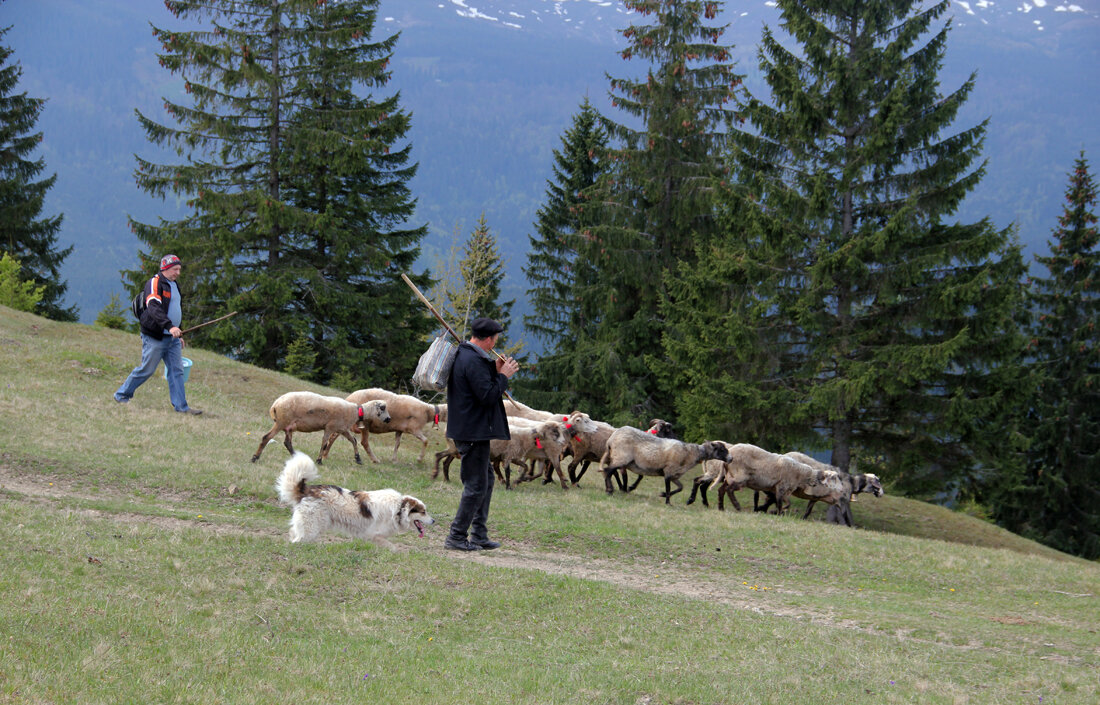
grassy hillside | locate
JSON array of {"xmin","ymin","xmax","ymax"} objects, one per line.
[{"xmin": 0, "ymin": 305, "xmax": 1096, "ymax": 705}]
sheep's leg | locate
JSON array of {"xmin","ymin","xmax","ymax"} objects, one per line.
[
  {"xmin": 432, "ymin": 449, "xmax": 454, "ymax": 480},
  {"xmin": 726, "ymin": 484, "xmax": 743, "ymax": 512},
  {"xmin": 251, "ymin": 422, "xmax": 284, "ymax": 462},
  {"xmin": 570, "ymin": 459, "xmax": 592, "ymax": 485},
  {"xmin": 687, "ymin": 476, "xmax": 706, "ymax": 506},
  {"xmin": 602, "ymin": 464, "xmax": 623, "ymax": 494},
  {"xmin": 755, "ymin": 491, "xmax": 777, "ymax": 513},
  {"xmin": 391, "ymin": 431, "xmax": 403, "ymax": 463},
  {"xmin": 283, "ymin": 429, "xmax": 296, "ymax": 456},
  {"xmin": 412, "ymin": 430, "xmax": 430, "ymax": 463},
  {"xmin": 625, "ymin": 472, "xmax": 644, "ymax": 492},
  {"xmin": 541, "ymin": 460, "xmax": 556, "ymax": 485},
  {"xmin": 442, "ymin": 452, "xmax": 460, "ymax": 482},
  {"xmin": 802, "ymin": 500, "xmax": 818, "ymax": 520},
  {"xmin": 772, "ymin": 487, "xmax": 793, "ymax": 515},
  {"xmin": 661, "ymin": 476, "xmax": 684, "ymax": 504},
  {"xmin": 359, "ymin": 428, "xmax": 380, "ymax": 464},
  {"xmin": 501, "ymin": 459, "xmax": 518, "ymax": 488},
  {"xmin": 343, "ymin": 430, "xmax": 363, "ymax": 465},
  {"xmin": 549, "ymin": 457, "xmax": 569, "ymax": 490}
]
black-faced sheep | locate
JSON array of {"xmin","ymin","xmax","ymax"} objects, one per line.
[
  {"xmin": 344, "ymin": 388, "xmax": 447, "ymax": 464},
  {"xmin": 763, "ymin": 452, "xmax": 884, "ymax": 525},
  {"xmin": 599, "ymin": 426, "xmax": 730, "ymax": 503},
  {"xmin": 700, "ymin": 443, "xmax": 838, "ymax": 515},
  {"xmin": 251, "ymin": 391, "xmax": 390, "ymax": 465},
  {"xmin": 568, "ymin": 418, "xmax": 675, "ymax": 487}
]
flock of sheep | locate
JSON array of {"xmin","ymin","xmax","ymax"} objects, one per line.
[{"xmin": 250, "ymin": 388, "xmax": 885, "ymax": 526}]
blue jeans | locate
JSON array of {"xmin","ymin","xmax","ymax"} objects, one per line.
[{"xmin": 114, "ymin": 333, "xmax": 190, "ymax": 411}]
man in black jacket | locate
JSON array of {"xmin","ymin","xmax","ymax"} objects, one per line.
[
  {"xmin": 113, "ymin": 255, "xmax": 202, "ymax": 414},
  {"xmin": 444, "ymin": 317, "xmax": 519, "ymax": 551}
]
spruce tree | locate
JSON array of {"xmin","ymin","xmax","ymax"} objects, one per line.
[
  {"xmin": 582, "ymin": 0, "xmax": 743, "ymax": 425},
  {"xmin": 993, "ymin": 152, "xmax": 1099, "ymax": 557},
  {"xmin": 128, "ymin": 0, "xmax": 431, "ymax": 387},
  {"xmin": 0, "ymin": 27, "xmax": 75, "ymax": 321},
  {"xmin": 668, "ymin": 0, "xmax": 1027, "ymax": 493},
  {"xmin": 520, "ymin": 99, "xmax": 608, "ymax": 411},
  {"xmin": 430, "ymin": 215, "xmax": 514, "ymax": 345}
]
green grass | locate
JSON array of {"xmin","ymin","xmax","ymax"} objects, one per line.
[{"xmin": 1, "ymin": 305, "xmax": 1097, "ymax": 704}]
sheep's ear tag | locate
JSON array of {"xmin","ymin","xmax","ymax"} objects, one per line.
[
  {"xmin": 535, "ymin": 438, "xmax": 543, "ymax": 449},
  {"xmin": 648, "ymin": 428, "xmax": 657, "ymax": 434},
  {"xmin": 563, "ymin": 416, "xmax": 572, "ymax": 429}
]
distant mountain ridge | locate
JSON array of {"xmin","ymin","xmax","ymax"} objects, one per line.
[{"xmin": 3, "ymin": 0, "xmax": 1098, "ymax": 340}]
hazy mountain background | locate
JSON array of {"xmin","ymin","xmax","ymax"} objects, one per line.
[{"xmin": 3, "ymin": 0, "xmax": 1098, "ymax": 353}]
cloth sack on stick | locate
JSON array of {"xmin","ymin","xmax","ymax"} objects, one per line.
[{"xmin": 413, "ymin": 335, "xmax": 457, "ymax": 392}]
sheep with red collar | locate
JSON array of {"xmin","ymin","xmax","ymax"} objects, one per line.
[
  {"xmin": 492, "ymin": 419, "xmax": 574, "ymax": 490},
  {"xmin": 251, "ymin": 391, "xmax": 390, "ymax": 465},
  {"xmin": 342, "ymin": 388, "xmax": 447, "ymax": 465}
]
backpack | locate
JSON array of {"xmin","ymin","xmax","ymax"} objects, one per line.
[
  {"xmin": 130, "ymin": 277, "xmax": 156, "ymax": 320},
  {"xmin": 412, "ymin": 335, "xmax": 457, "ymax": 392}
]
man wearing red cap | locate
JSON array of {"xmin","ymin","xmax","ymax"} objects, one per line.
[{"xmin": 113, "ymin": 255, "xmax": 202, "ymax": 414}]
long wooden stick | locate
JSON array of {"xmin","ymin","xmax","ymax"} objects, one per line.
[
  {"xmin": 400, "ymin": 273, "xmax": 516, "ymax": 400},
  {"xmin": 180, "ymin": 310, "xmax": 238, "ymax": 336}
]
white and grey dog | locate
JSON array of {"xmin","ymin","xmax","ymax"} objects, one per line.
[{"xmin": 276, "ymin": 451, "xmax": 434, "ymax": 550}]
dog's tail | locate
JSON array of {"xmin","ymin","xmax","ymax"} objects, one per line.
[{"xmin": 276, "ymin": 451, "xmax": 319, "ymax": 506}]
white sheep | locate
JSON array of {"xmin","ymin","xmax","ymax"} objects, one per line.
[
  {"xmin": 344, "ymin": 388, "xmax": 447, "ymax": 464},
  {"xmin": 503, "ymin": 398, "xmax": 558, "ymax": 422},
  {"xmin": 510, "ymin": 413, "xmax": 600, "ymax": 487},
  {"xmin": 568, "ymin": 418, "xmax": 674, "ymax": 488},
  {"xmin": 492, "ymin": 419, "xmax": 574, "ymax": 490},
  {"xmin": 702, "ymin": 443, "xmax": 831, "ymax": 515},
  {"xmin": 431, "ymin": 416, "xmax": 585, "ymax": 490},
  {"xmin": 251, "ymin": 391, "xmax": 390, "ymax": 465},
  {"xmin": 777, "ymin": 452, "xmax": 884, "ymax": 525},
  {"xmin": 599, "ymin": 426, "xmax": 731, "ymax": 503}
]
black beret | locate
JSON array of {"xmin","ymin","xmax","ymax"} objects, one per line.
[{"xmin": 470, "ymin": 317, "xmax": 504, "ymax": 338}]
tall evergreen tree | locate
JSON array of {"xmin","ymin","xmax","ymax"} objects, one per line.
[
  {"xmin": 520, "ymin": 98, "xmax": 608, "ymax": 411},
  {"xmin": 431, "ymin": 215, "xmax": 514, "ymax": 345},
  {"xmin": 579, "ymin": 0, "xmax": 742, "ymax": 425},
  {"xmin": 127, "ymin": 0, "xmax": 431, "ymax": 387},
  {"xmin": 458, "ymin": 214, "xmax": 513, "ymax": 336},
  {"xmin": 0, "ymin": 27, "xmax": 75, "ymax": 321},
  {"xmin": 992, "ymin": 152, "xmax": 1099, "ymax": 558},
  {"xmin": 667, "ymin": 0, "xmax": 1027, "ymax": 493}
]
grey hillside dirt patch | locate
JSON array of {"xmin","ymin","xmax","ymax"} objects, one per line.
[{"xmin": 0, "ymin": 462, "xmax": 1030, "ymax": 653}]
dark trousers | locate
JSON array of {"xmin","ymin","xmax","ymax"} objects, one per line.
[{"xmin": 449, "ymin": 440, "xmax": 494, "ymax": 542}]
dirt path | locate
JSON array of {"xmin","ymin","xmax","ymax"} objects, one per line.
[{"xmin": 0, "ymin": 463, "xmax": 872, "ymax": 631}]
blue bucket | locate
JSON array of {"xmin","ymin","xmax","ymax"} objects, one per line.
[{"xmin": 164, "ymin": 357, "xmax": 193, "ymax": 383}]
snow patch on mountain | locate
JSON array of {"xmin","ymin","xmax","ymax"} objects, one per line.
[{"xmin": 385, "ymin": 0, "xmax": 1096, "ymax": 38}]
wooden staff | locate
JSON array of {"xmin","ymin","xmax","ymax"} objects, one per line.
[
  {"xmin": 180, "ymin": 311, "xmax": 238, "ymax": 336},
  {"xmin": 400, "ymin": 273, "xmax": 517, "ymax": 401}
]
